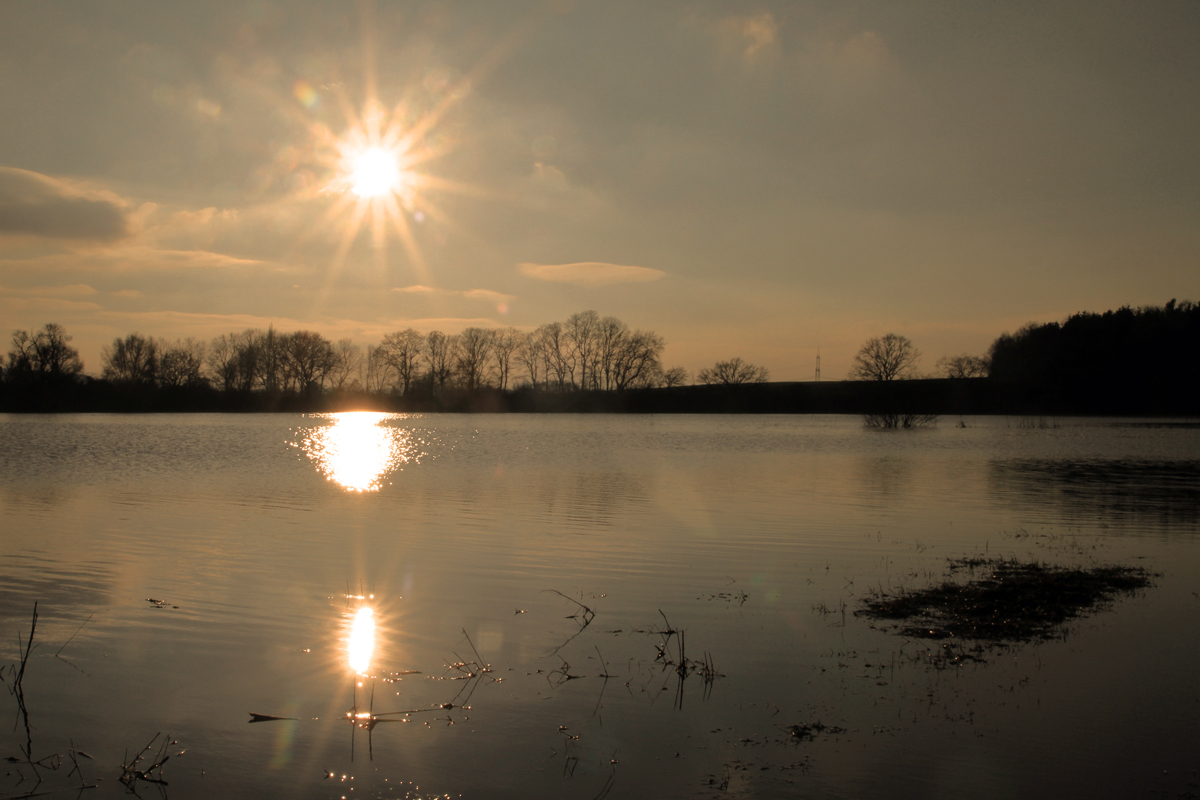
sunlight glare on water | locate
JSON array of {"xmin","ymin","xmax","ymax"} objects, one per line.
[
  {"xmin": 347, "ymin": 607, "xmax": 375, "ymax": 675},
  {"xmin": 299, "ymin": 412, "xmax": 414, "ymax": 492}
]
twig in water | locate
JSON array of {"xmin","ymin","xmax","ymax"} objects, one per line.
[
  {"xmin": 119, "ymin": 733, "xmax": 176, "ymax": 792},
  {"xmin": 54, "ymin": 613, "xmax": 92, "ymax": 657},
  {"xmin": 543, "ymin": 589, "xmax": 596, "ymax": 626}
]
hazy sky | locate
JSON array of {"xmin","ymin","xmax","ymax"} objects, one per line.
[{"xmin": 1, "ymin": 0, "xmax": 1197, "ymax": 380}]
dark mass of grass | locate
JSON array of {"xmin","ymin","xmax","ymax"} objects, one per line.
[{"xmin": 857, "ymin": 558, "xmax": 1154, "ymax": 642}]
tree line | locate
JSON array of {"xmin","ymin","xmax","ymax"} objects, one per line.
[
  {"xmin": 2, "ymin": 311, "xmax": 718, "ymax": 401},
  {"xmin": 5, "ymin": 299, "xmax": 1193, "ymax": 415}
]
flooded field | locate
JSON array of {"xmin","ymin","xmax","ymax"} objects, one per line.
[{"xmin": 1, "ymin": 413, "xmax": 1198, "ymax": 799}]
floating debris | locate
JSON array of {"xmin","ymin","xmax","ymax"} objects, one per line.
[
  {"xmin": 782, "ymin": 721, "xmax": 845, "ymax": 742},
  {"xmin": 248, "ymin": 713, "xmax": 299, "ymax": 723}
]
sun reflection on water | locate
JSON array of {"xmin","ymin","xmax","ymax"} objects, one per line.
[
  {"xmin": 298, "ymin": 412, "xmax": 419, "ymax": 492},
  {"xmin": 347, "ymin": 606, "xmax": 376, "ymax": 675}
]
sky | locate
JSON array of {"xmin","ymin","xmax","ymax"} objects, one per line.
[{"xmin": 1, "ymin": 0, "xmax": 1197, "ymax": 381}]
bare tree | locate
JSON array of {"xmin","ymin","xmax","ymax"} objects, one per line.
[
  {"xmin": 595, "ymin": 315, "xmax": 627, "ymax": 390},
  {"xmin": 207, "ymin": 332, "xmax": 242, "ymax": 391},
  {"xmin": 328, "ymin": 339, "xmax": 363, "ymax": 390},
  {"xmin": 517, "ymin": 328, "xmax": 546, "ymax": 388},
  {"xmin": 662, "ymin": 366, "xmax": 690, "ymax": 388},
  {"xmin": 424, "ymin": 331, "xmax": 457, "ymax": 393},
  {"xmin": 377, "ymin": 328, "xmax": 425, "ymax": 395},
  {"xmin": 102, "ymin": 333, "xmax": 158, "ymax": 384},
  {"xmin": 565, "ymin": 310, "xmax": 600, "ymax": 389},
  {"xmin": 608, "ymin": 329, "xmax": 664, "ymax": 390},
  {"xmin": 539, "ymin": 322, "xmax": 572, "ymax": 391},
  {"xmin": 848, "ymin": 334, "xmax": 921, "ymax": 381},
  {"xmin": 697, "ymin": 357, "xmax": 769, "ymax": 385},
  {"xmin": 364, "ymin": 345, "xmax": 390, "ymax": 393},
  {"xmin": 7, "ymin": 323, "xmax": 83, "ymax": 378},
  {"xmin": 284, "ymin": 330, "xmax": 336, "ymax": 391},
  {"xmin": 455, "ymin": 327, "xmax": 494, "ymax": 390},
  {"xmin": 259, "ymin": 327, "xmax": 290, "ymax": 392},
  {"xmin": 490, "ymin": 327, "xmax": 523, "ymax": 391},
  {"xmin": 936, "ymin": 353, "xmax": 989, "ymax": 379},
  {"xmin": 158, "ymin": 338, "xmax": 207, "ymax": 388}
]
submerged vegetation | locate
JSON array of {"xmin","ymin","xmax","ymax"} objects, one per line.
[{"xmin": 857, "ymin": 557, "xmax": 1155, "ymax": 643}]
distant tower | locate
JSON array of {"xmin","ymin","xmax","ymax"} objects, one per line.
[{"xmin": 815, "ymin": 348, "xmax": 821, "ymax": 382}]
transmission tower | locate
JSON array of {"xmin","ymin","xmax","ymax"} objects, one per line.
[{"xmin": 815, "ymin": 347, "xmax": 821, "ymax": 381}]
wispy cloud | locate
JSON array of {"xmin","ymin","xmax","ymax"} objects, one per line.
[
  {"xmin": 0, "ymin": 167, "xmax": 130, "ymax": 241},
  {"xmin": 0, "ymin": 283, "xmax": 98, "ymax": 297},
  {"xmin": 0, "ymin": 245, "xmax": 268, "ymax": 274},
  {"xmin": 393, "ymin": 285, "xmax": 517, "ymax": 303},
  {"xmin": 518, "ymin": 261, "xmax": 666, "ymax": 286}
]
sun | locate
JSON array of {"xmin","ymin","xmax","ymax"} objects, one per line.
[{"xmin": 350, "ymin": 146, "xmax": 402, "ymax": 198}]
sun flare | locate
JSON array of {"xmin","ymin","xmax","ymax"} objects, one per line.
[{"xmin": 350, "ymin": 146, "xmax": 402, "ymax": 198}]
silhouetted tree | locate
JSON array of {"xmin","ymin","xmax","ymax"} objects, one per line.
[
  {"xmin": 364, "ymin": 345, "xmax": 390, "ymax": 393},
  {"xmin": 517, "ymin": 328, "xmax": 546, "ymax": 388},
  {"xmin": 377, "ymin": 328, "xmax": 425, "ymax": 395},
  {"xmin": 606, "ymin": 327, "xmax": 664, "ymax": 390},
  {"xmin": 848, "ymin": 334, "xmax": 921, "ymax": 381},
  {"xmin": 662, "ymin": 366, "xmax": 690, "ymax": 388},
  {"xmin": 329, "ymin": 339, "xmax": 363, "ymax": 390},
  {"xmin": 284, "ymin": 330, "xmax": 336, "ymax": 391},
  {"xmin": 490, "ymin": 327, "xmax": 523, "ymax": 391},
  {"xmin": 936, "ymin": 353, "xmax": 989, "ymax": 379},
  {"xmin": 206, "ymin": 330, "xmax": 257, "ymax": 392},
  {"xmin": 102, "ymin": 333, "xmax": 158, "ymax": 385},
  {"xmin": 539, "ymin": 322, "xmax": 572, "ymax": 391},
  {"xmin": 565, "ymin": 310, "xmax": 600, "ymax": 389},
  {"xmin": 424, "ymin": 331, "xmax": 456, "ymax": 393},
  {"xmin": 6, "ymin": 323, "xmax": 83, "ymax": 379},
  {"xmin": 255, "ymin": 327, "xmax": 286, "ymax": 393},
  {"xmin": 988, "ymin": 299, "xmax": 1200, "ymax": 413},
  {"xmin": 455, "ymin": 327, "xmax": 494, "ymax": 390},
  {"xmin": 158, "ymin": 338, "xmax": 207, "ymax": 387},
  {"xmin": 697, "ymin": 357, "xmax": 769, "ymax": 385}
]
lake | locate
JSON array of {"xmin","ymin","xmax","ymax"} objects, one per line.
[{"xmin": 1, "ymin": 413, "xmax": 1198, "ymax": 799}]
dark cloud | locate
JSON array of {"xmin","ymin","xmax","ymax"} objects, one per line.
[{"xmin": 0, "ymin": 167, "xmax": 128, "ymax": 240}]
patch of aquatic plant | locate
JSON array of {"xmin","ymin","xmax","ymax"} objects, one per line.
[{"xmin": 857, "ymin": 557, "xmax": 1154, "ymax": 643}]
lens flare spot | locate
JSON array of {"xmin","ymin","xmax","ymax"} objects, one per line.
[{"xmin": 293, "ymin": 79, "xmax": 320, "ymax": 109}]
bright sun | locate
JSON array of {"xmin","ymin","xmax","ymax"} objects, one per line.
[{"xmin": 350, "ymin": 146, "xmax": 401, "ymax": 198}]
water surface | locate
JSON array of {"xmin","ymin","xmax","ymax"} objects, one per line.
[{"xmin": 1, "ymin": 414, "xmax": 1197, "ymax": 799}]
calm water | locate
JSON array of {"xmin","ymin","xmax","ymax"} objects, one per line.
[{"xmin": 1, "ymin": 413, "xmax": 1198, "ymax": 799}]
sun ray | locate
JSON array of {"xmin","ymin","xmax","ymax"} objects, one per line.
[{"xmin": 245, "ymin": 4, "xmax": 552, "ymax": 304}]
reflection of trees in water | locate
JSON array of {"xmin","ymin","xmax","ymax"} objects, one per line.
[
  {"xmin": 518, "ymin": 469, "xmax": 651, "ymax": 530},
  {"xmin": 0, "ymin": 554, "xmax": 116, "ymax": 624},
  {"xmin": 561, "ymin": 471, "xmax": 651, "ymax": 529},
  {"xmin": 988, "ymin": 459, "xmax": 1200, "ymax": 529},
  {"xmin": 854, "ymin": 457, "xmax": 914, "ymax": 505}
]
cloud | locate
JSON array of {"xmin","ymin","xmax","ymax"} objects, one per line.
[
  {"xmin": 0, "ymin": 245, "xmax": 267, "ymax": 274},
  {"xmin": 0, "ymin": 283, "xmax": 98, "ymax": 298},
  {"xmin": 393, "ymin": 285, "xmax": 517, "ymax": 303},
  {"xmin": 530, "ymin": 163, "xmax": 570, "ymax": 193},
  {"xmin": 0, "ymin": 295, "xmax": 103, "ymax": 314},
  {"xmin": 518, "ymin": 261, "xmax": 666, "ymax": 286},
  {"xmin": 712, "ymin": 13, "xmax": 779, "ymax": 60},
  {"xmin": 0, "ymin": 168, "xmax": 129, "ymax": 241},
  {"xmin": 463, "ymin": 288, "xmax": 517, "ymax": 303}
]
